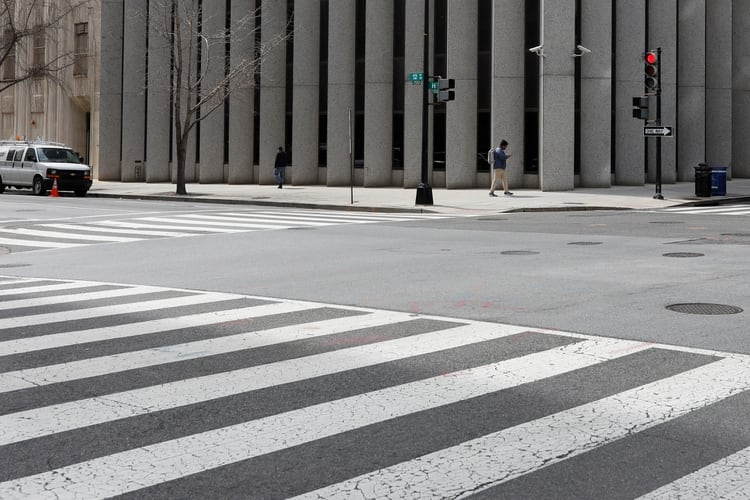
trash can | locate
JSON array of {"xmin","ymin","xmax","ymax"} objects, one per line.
[
  {"xmin": 694, "ymin": 164, "xmax": 712, "ymax": 197},
  {"xmin": 711, "ymin": 166, "xmax": 728, "ymax": 196}
]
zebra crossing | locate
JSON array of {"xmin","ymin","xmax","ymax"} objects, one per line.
[
  {"xmin": 0, "ymin": 209, "xmax": 450, "ymax": 252},
  {"xmin": 656, "ymin": 203, "xmax": 750, "ymax": 216},
  {"xmin": 1, "ymin": 276, "xmax": 749, "ymax": 498}
]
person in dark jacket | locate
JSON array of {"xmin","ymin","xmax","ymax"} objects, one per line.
[{"xmin": 274, "ymin": 147, "xmax": 287, "ymax": 188}]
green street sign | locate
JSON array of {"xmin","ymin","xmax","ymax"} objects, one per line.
[{"xmin": 408, "ymin": 72, "xmax": 424, "ymax": 85}]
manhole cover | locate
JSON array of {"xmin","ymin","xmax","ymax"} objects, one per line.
[
  {"xmin": 568, "ymin": 241, "xmax": 603, "ymax": 246},
  {"xmin": 666, "ymin": 303, "xmax": 743, "ymax": 315},
  {"xmin": 663, "ymin": 252, "xmax": 704, "ymax": 258},
  {"xmin": 501, "ymin": 250, "xmax": 540, "ymax": 256},
  {"xmin": 650, "ymin": 221, "xmax": 684, "ymax": 224}
]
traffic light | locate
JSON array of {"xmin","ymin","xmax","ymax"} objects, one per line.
[
  {"xmin": 632, "ymin": 96, "xmax": 650, "ymax": 120},
  {"xmin": 437, "ymin": 77, "xmax": 455, "ymax": 102},
  {"xmin": 644, "ymin": 50, "xmax": 659, "ymax": 93}
]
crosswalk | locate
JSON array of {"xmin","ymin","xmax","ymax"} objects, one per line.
[
  {"xmin": 656, "ymin": 203, "xmax": 750, "ymax": 216},
  {"xmin": 0, "ymin": 209, "xmax": 450, "ymax": 252},
  {"xmin": 1, "ymin": 276, "xmax": 749, "ymax": 498}
]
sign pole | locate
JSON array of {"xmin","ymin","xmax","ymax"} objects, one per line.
[
  {"xmin": 416, "ymin": 0, "xmax": 433, "ymax": 205},
  {"xmin": 654, "ymin": 47, "xmax": 663, "ymax": 200}
]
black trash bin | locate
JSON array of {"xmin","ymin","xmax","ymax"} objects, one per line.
[{"xmin": 694, "ymin": 164, "xmax": 712, "ymax": 197}]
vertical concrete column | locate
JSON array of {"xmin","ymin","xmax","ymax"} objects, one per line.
[
  {"xmin": 98, "ymin": 0, "xmax": 124, "ymax": 181},
  {"xmin": 292, "ymin": 1, "xmax": 320, "ymax": 185},
  {"xmin": 228, "ymin": 0, "xmax": 255, "ymax": 184},
  {"xmin": 259, "ymin": 0, "xmax": 287, "ymax": 184},
  {"xmin": 614, "ymin": 0, "xmax": 645, "ymax": 185},
  {"xmin": 706, "ymin": 0, "xmax": 732, "ymax": 176},
  {"xmin": 647, "ymin": 2, "xmax": 676, "ymax": 184},
  {"xmin": 444, "ymin": 1, "xmax": 477, "ymax": 188},
  {"xmin": 732, "ymin": 0, "xmax": 750, "ymax": 178},
  {"xmin": 197, "ymin": 2, "xmax": 226, "ymax": 183},
  {"xmin": 364, "ymin": 0, "xmax": 393, "ymax": 186},
  {"xmin": 145, "ymin": 0, "xmax": 171, "ymax": 182},
  {"xmin": 539, "ymin": 0, "xmax": 575, "ymax": 191},
  {"xmin": 677, "ymin": 0, "xmax": 705, "ymax": 181},
  {"xmin": 120, "ymin": 0, "xmax": 147, "ymax": 182},
  {"xmin": 492, "ymin": 1, "xmax": 525, "ymax": 191},
  {"xmin": 326, "ymin": 0, "xmax": 355, "ymax": 186},
  {"xmin": 403, "ymin": 0, "xmax": 425, "ymax": 188},
  {"xmin": 579, "ymin": 0, "xmax": 612, "ymax": 187}
]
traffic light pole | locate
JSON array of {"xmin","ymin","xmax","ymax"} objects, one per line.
[
  {"xmin": 653, "ymin": 47, "xmax": 663, "ymax": 200},
  {"xmin": 415, "ymin": 0, "xmax": 433, "ymax": 205}
]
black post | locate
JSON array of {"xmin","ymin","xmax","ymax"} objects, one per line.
[
  {"xmin": 653, "ymin": 47, "xmax": 663, "ymax": 200},
  {"xmin": 416, "ymin": 0, "xmax": 433, "ymax": 205}
]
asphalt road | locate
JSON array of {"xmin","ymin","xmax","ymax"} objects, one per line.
[{"xmin": 0, "ymin": 194, "xmax": 748, "ymax": 498}]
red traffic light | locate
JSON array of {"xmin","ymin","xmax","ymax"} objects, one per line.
[{"xmin": 645, "ymin": 52, "xmax": 657, "ymax": 64}]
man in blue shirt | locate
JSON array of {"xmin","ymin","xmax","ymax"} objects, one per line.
[{"xmin": 489, "ymin": 139, "xmax": 513, "ymax": 197}]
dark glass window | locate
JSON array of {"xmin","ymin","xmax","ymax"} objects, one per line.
[
  {"xmin": 524, "ymin": 0, "xmax": 540, "ymax": 173},
  {"xmin": 477, "ymin": 0, "xmax": 491, "ymax": 171},
  {"xmin": 354, "ymin": 0, "xmax": 365, "ymax": 168},
  {"xmin": 432, "ymin": 0, "xmax": 446, "ymax": 171},
  {"xmin": 319, "ymin": 0, "xmax": 328, "ymax": 166},
  {"xmin": 392, "ymin": 0, "xmax": 405, "ymax": 170}
]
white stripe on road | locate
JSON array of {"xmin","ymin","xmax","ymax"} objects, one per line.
[
  {"xmin": 0, "ymin": 301, "xmax": 314, "ymax": 357},
  {"xmin": 0, "ymin": 236, "xmax": 82, "ymax": 248},
  {"xmin": 0, "ymin": 309, "xmax": 418, "ymax": 392},
  {"xmin": 139, "ymin": 216, "xmax": 289, "ymax": 230},
  {"xmin": 0, "ymin": 292, "xmax": 241, "ymax": 330},
  {"xmin": 637, "ymin": 446, "xmax": 750, "ymax": 500},
  {"xmin": 253, "ymin": 210, "xmax": 447, "ymax": 221},
  {"xmin": 222, "ymin": 211, "xmax": 415, "ymax": 223},
  {"xmin": 176, "ymin": 214, "xmax": 334, "ymax": 226},
  {"xmin": 295, "ymin": 357, "xmax": 750, "ymax": 500},
  {"xmin": 0, "ymin": 228, "xmax": 140, "ymax": 242},
  {"xmin": 0, "ymin": 337, "xmax": 655, "ymax": 497},
  {"xmin": 663, "ymin": 205, "xmax": 750, "ymax": 214},
  {"xmin": 97, "ymin": 220, "xmax": 231, "ymax": 232},
  {"xmin": 0, "ymin": 285, "xmax": 161, "ymax": 311},
  {"xmin": 41, "ymin": 223, "xmax": 197, "ymax": 237}
]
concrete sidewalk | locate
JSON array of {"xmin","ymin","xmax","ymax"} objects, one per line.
[{"xmin": 87, "ymin": 178, "xmax": 750, "ymax": 215}]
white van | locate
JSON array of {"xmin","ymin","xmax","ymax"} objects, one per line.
[{"xmin": 0, "ymin": 140, "xmax": 92, "ymax": 197}]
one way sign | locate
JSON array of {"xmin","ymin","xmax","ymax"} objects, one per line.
[{"xmin": 643, "ymin": 126, "xmax": 673, "ymax": 137}]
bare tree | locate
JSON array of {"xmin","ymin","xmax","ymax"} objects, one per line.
[
  {"xmin": 0, "ymin": 0, "xmax": 92, "ymax": 94},
  {"xmin": 149, "ymin": 1, "xmax": 290, "ymax": 195}
]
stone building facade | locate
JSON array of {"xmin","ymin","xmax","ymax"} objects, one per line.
[
  {"xmin": 0, "ymin": 0, "xmax": 99, "ymax": 168},
  {"xmin": 98, "ymin": 1, "xmax": 749, "ymax": 190}
]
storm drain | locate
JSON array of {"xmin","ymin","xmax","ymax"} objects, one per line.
[
  {"xmin": 666, "ymin": 303, "xmax": 743, "ymax": 315},
  {"xmin": 501, "ymin": 250, "xmax": 540, "ymax": 256},
  {"xmin": 663, "ymin": 252, "xmax": 704, "ymax": 258},
  {"xmin": 568, "ymin": 241, "xmax": 603, "ymax": 246},
  {"xmin": 0, "ymin": 263, "xmax": 30, "ymax": 268},
  {"xmin": 650, "ymin": 221, "xmax": 684, "ymax": 224}
]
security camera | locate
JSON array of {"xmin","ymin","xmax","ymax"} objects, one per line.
[
  {"xmin": 576, "ymin": 45, "xmax": 591, "ymax": 54},
  {"xmin": 528, "ymin": 44, "xmax": 544, "ymax": 54}
]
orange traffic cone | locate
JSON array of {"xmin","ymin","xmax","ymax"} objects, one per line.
[{"xmin": 50, "ymin": 178, "xmax": 59, "ymax": 197}]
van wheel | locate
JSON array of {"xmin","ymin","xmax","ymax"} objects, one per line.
[
  {"xmin": 0, "ymin": 177, "xmax": 4, "ymax": 194},
  {"xmin": 74, "ymin": 189, "xmax": 87, "ymax": 197},
  {"xmin": 32, "ymin": 177, "xmax": 46, "ymax": 196}
]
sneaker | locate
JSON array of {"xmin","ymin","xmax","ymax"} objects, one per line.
[
  {"xmin": 504, "ymin": 191, "xmax": 514, "ymax": 196},
  {"xmin": 489, "ymin": 192, "xmax": 498, "ymax": 197}
]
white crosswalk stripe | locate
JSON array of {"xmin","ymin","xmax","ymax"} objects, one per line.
[
  {"xmin": 656, "ymin": 204, "xmax": 750, "ymax": 216},
  {"xmin": 0, "ymin": 276, "xmax": 748, "ymax": 499},
  {"xmin": 0, "ymin": 209, "xmax": 452, "ymax": 252}
]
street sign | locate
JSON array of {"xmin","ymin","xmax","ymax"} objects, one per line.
[
  {"xmin": 429, "ymin": 80, "xmax": 439, "ymax": 93},
  {"xmin": 643, "ymin": 126, "xmax": 673, "ymax": 137},
  {"xmin": 408, "ymin": 72, "xmax": 423, "ymax": 85}
]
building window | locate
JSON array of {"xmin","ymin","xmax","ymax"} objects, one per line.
[
  {"xmin": 1, "ymin": 30, "xmax": 15, "ymax": 81},
  {"xmin": 32, "ymin": 30, "xmax": 45, "ymax": 77},
  {"xmin": 74, "ymin": 22, "xmax": 89, "ymax": 76}
]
